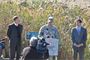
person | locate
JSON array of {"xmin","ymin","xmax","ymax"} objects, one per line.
[
  {"xmin": 20, "ymin": 37, "xmax": 49, "ymax": 60},
  {"xmin": 7, "ymin": 16, "xmax": 23, "ymax": 60},
  {"xmin": 38, "ymin": 17, "xmax": 60, "ymax": 60},
  {"xmin": 38, "ymin": 17, "xmax": 60, "ymax": 40},
  {"xmin": 71, "ymin": 19, "xmax": 87, "ymax": 60}
]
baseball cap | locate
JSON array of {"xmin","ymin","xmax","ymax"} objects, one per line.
[{"xmin": 48, "ymin": 17, "xmax": 54, "ymax": 22}]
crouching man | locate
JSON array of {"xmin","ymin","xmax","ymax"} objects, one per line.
[{"xmin": 20, "ymin": 37, "xmax": 49, "ymax": 60}]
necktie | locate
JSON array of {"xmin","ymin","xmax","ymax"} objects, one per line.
[
  {"xmin": 78, "ymin": 28, "xmax": 80, "ymax": 36},
  {"xmin": 16, "ymin": 24, "xmax": 18, "ymax": 27}
]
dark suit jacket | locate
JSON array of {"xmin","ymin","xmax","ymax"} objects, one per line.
[
  {"xmin": 71, "ymin": 26, "xmax": 87, "ymax": 48},
  {"xmin": 7, "ymin": 23, "xmax": 23, "ymax": 47},
  {"xmin": 21, "ymin": 46, "xmax": 49, "ymax": 60}
]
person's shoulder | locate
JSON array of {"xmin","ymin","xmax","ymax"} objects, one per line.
[
  {"xmin": 23, "ymin": 47, "xmax": 31, "ymax": 51},
  {"xmin": 71, "ymin": 27, "xmax": 76, "ymax": 32},
  {"xmin": 19, "ymin": 24, "xmax": 23, "ymax": 26},
  {"xmin": 72, "ymin": 27, "xmax": 76, "ymax": 30},
  {"xmin": 8, "ymin": 23, "xmax": 14, "ymax": 27},
  {"xmin": 42, "ymin": 25, "xmax": 48, "ymax": 27},
  {"xmin": 52, "ymin": 25, "xmax": 56, "ymax": 27},
  {"xmin": 52, "ymin": 25, "xmax": 58, "ymax": 30},
  {"xmin": 41, "ymin": 25, "xmax": 47, "ymax": 29},
  {"xmin": 81, "ymin": 27, "xmax": 87, "ymax": 30}
]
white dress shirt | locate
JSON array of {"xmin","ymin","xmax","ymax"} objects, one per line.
[{"xmin": 14, "ymin": 22, "xmax": 18, "ymax": 26}]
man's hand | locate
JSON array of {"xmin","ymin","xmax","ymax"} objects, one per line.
[
  {"xmin": 77, "ymin": 44, "xmax": 82, "ymax": 47},
  {"xmin": 74, "ymin": 44, "xmax": 78, "ymax": 47},
  {"xmin": 74, "ymin": 44, "xmax": 82, "ymax": 47}
]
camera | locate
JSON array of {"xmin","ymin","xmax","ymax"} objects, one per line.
[
  {"xmin": 0, "ymin": 39, "xmax": 5, "ymax": 58},
  {"xmin": 37, "ymin": 37, "xmax": 49, "ymax": 52},
  {"xmin": 37, "ymin": 37, "xmax": 49, "ymax": 53},
  {"xmin": 37, "ymin": 37, "xmax": 49, "ymax": 58},
  {"xmin": 0, "ymin": 39, "xmax": 5, "ymax": 50}
]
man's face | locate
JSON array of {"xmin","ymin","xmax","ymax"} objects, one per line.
[
  {"xmin": 14, "ymin": 18, "xmax": 19, "ymax": 24},
  {"xmin": 76, "ymin": 21, "xmax": 81, "ymax": 27},
  {"xmin": 48, "ymin": 21, "xmax": 53, "ymax": 26}
]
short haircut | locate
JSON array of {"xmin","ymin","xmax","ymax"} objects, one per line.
[
  {"xmin": 30, "ymin": 37, "xmax": 38, "ymax": 47},
  {"xmin": 76, "ymin": 19, "xmax": 82, "ymax": 23},
  {"xmin": 13, "ymin": 16, "xmax": 18, "ymax": 21}
]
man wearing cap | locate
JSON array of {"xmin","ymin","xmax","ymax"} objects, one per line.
[
  {"xmin": 7, "ymin": 16, "xmax": 23, "ymax": 60},
  {"xmin": 38, "ymin": 17, "xmax": 60, "ymax": 40},
  {"xmin": 38, "ymin": 17, "xmax": 60, "ymax": 60}
]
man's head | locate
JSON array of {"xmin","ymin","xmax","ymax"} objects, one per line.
[
  {"xmin": 30, "ymin": 37, "xmax": 38, "ymax": 47},
  {"xmin": 76, "ymin": 19, "xmax": 82, "ymax": 27},
  {"xmin": 48, "ymin": 17, "xmax": 54, "ymax": 27},
  {"xmin": 13, "ymin": 16, "xmax": 19, "ymax": 24}
]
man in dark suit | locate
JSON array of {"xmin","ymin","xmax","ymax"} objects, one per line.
[
  {"xmin": 71, "ymin": 19, "xmax": 87, "ymax": 60},
  {"xmin": 20, "ymin": 37, "xmax": 49, "ymax": 60},
  {"xmin": 7, "ymin": 16, "xmax": 23, "ymax": 60}
]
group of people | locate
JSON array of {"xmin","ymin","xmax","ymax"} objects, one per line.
[{"xmin": 7, "ymin": 16, "xmax": 87, "ymax": 60}]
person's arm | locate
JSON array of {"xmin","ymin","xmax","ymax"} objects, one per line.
[
  {"xmin": 55, "ymin": 28, "xmax": 60, "ymax": 41},
  {"xmin": 21, "ymin": 25, "xmax": 23, "ymax": 33},
  {"xmin": 81, "ymin": 28, "xmax": 87, "ymax": 44},
  {"xmin": 20, "ymin": 49, "xmax": 25, "ymax": 60},
  {"xmin": 21, "ymin": 49, "xmax": 24, "ymax": 56},
  {"xmin": 7, "ymin": 25, "xmax": 11, "ymax": 39},
  {"xmin": 38, "ymin": 26, "xmax": 44, "ymax": 37},
  {"xmin": 20, "ymin": 25, "xmax": 23, "ymax": 47},
  {"xmin": 44, "ymin": 49, "xmax": 49, "ymax": 59},
  {"xmin": 71, "ymin": 28, "xmax": 76, "ymax": 45}
]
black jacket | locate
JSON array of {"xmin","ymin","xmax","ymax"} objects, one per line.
[
  {"xmin": 7, "ymin": 23, "xmax": 23, "ymax": 47},
  {"xmin": 21, "ymin": 46, "xmax": 49, "ymax": 60}
]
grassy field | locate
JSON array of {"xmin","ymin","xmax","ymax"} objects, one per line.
[{"xmin": 0, "ymin": 0, "xmax": 90, "ymax": 59}]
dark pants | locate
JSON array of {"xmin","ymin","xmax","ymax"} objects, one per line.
[
  {"xmin": 10, "ymin": 38, "xmax": 21, "ymax": 60},
  {"xmin": 73, "ymin": 46, "xmax": 84, "ymax": 60}
]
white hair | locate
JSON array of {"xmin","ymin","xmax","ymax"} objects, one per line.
[{"xmin": 30, "ymin": 37, "xmax": 38, "ymax": 47}]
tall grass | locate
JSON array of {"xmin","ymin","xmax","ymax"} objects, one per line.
[{"xmin": 0, "ymin": 0, "xmax": 90, "ymax": 59}]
